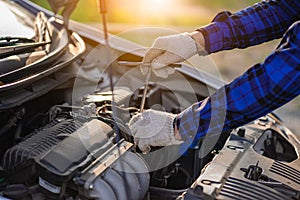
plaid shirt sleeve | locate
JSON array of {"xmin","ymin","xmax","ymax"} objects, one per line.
[
  {"xmin": 198, "ymin": 0, "xmax": 300, "ymax": 54},
  {"xmin": 177, "ymin": 21, "xmax": 300, "ymax": 146}
]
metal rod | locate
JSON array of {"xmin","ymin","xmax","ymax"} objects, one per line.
[
  {"xmin": 97, "ymin": 2, "xmax": 133, "ymax": 195},
  {"xmin": 118, "ymin": 61, "xmax": 181, "ymax": 68},
  {"xmin": 140, "ymin": 66, "xmax": 151, "ymax": 113},
  {"xmin": 97, "ymin": 0, "xmax": 109, "ymax": 41},
  {"xmin": 118, "ymin": 61, "xmax": 181, "ymax": 113}
]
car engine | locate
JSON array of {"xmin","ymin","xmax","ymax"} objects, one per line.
[
  {"xmin": 0, "ymin": 82, "xmax": 223, "ymax": 200},
  {"xmin": 1, "ymin": 80, "xmax": 299, "ymax": 200}
]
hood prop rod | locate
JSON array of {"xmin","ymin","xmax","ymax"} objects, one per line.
[{"xmin": 97, "ymin": 3, "xmax": 130, "ymax": 198}]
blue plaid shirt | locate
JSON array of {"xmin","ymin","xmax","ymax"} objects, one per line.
[{"xmin": 176, "ymin": 0, "xmax": 300, "ymax": 147}]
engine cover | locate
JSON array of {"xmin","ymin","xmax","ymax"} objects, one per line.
[
  {"xmin": 36, "ymin": 119, "xmax": 114, "ymax": 198},
  {"xmin": 32, "ymin": 119, "xmax": 149, "ymax": 200},
  {"xmin": 1, "ymin": 119, "xmax": 84, "ymax": 184}
]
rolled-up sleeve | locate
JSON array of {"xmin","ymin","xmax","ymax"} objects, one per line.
[{"xmin": 198, "ymin": 0, "xmax": 300, "ymax": 53}]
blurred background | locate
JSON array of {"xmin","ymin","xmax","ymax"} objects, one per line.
[{"xmin": 30, "ymin": 0, "xmax": 300, "ymax": 134}]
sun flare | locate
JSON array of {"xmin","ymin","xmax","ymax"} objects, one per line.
[{"xmin": 138, "ymin": 0, "xmax": 175, "ymax": 15}]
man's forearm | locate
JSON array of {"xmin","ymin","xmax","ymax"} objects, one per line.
[
  {"xmin": 197, "ymin": 0, "xmax": 300, "ymax": 54},
  {"xmin": 177, "ymin": 21, "xmax": 300, "ymax": 146}
]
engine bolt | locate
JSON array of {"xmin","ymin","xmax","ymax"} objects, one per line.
[{"xmin": 89, "ymin": 184, "xmax": 94, "ymax": 190}]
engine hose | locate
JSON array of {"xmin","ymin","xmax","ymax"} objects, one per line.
[{"xmin": 177, "ymin": 167, "xmax": 193, "ymax": 186}]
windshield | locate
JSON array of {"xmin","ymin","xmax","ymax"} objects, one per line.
[{"xmin": 0, "ymin": 1, "xmax": 35, "ymax": 38}]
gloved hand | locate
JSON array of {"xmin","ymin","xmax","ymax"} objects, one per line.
[
  {"xmin": 141, "ymin": 32, "xmax": 203, "ymax": 78},
  {"xmin": 47, "ymin": 0, "xmax": 79, "ymax": 27},
  {"xmin": 128, "ymin": 110, "xmax": 182, "ymax": 152}
]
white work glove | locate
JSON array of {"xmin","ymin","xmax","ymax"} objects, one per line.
[
  {"xmin": 47, "ymin": 0, "xmax": 79, "ymax": 27},
  {"xmin": 128, "ymin": 110, "xmax": 182, "ymax": 152},
  {"xmin": 142, "ymin": 33, "xmax": 199, "ymax": 78}
]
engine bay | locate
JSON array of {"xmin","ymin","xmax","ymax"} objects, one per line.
[
  {"xmin": 1, "ymin": 76, "xmax": 300, "ymax": 200},
  {"xmin": 0, "ymin": 80, "xmax": 229, "ymax": 199}
]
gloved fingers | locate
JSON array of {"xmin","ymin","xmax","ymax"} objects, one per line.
[
  {"xmin": 128, "ymin": 112, "xmax": 143, "ymax": 125},
  {"xmin": 129, "ymin": 112, "xmax": 150, "ymax": 125},
  {"xmin": 128, "ymin": 112, "xmax": 152, "ymax": 136},
  {"xmin": 128, "ymin": 118, "xmax": 140, "ymax": 136},
  {"xmin": 140, "ymin": 47, "xmax": 159, "ymax": 75},
  {"xmin": 152, "ymin": 68, "xmax": 168, "ymax": 79},
  {"xmin": 134, "ymin": 127, "xmax": 158, "ymax": 139},
  {"xmin": 135, "ymin": 138, "xmax": 151, "ymax": 153},
  {"xmin": 165, "ymin": 67, "xmax": 176, "ymax": 75},
  {"xmin": 140, "ymin": 65, "xmax": 150, "ymax": 76},
  {"xmin": 143, "ymin": 48, "xmax": 165, "ymax": 64},
  {"xmin": 152, "ymin": 67, "xmax": 175, "ymax": 79},
  {"xmin": 152, "ymin": 52, "xmax": 183, "ymax": 69},
  {"xmin": 127, "ymin": 113, "xmax": 141, "ymax": 134},
  {"xmin": 137, "ymin": 133, "xmax": 172, "ymax": 148},
  {"xmin": 127, "ymin": 110, "xmax": 181, "ymax": 153},
  {"xmin": 150, "ymin": 52, "xmax": 181, "ymax": 78}
]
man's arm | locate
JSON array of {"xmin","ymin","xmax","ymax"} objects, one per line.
[
  {"xmin": 196, "ymin": 0, "xmax": 300, "ymax": 54},
  {"xmin": 138, "ymin": 1, "xmax": 300, "ymax": 79},
  {"xmin": 177, "ymin": 21, "xmax": 300, "ymax": 145}
]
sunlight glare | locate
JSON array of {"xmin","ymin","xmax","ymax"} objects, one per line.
[
  {"xmin": 139, "ymin": 0, "xmax": 174, "ymax": 15},
  {"xmin": 110, "ymin": 0, "xmax": 185, "ymax": 25}
]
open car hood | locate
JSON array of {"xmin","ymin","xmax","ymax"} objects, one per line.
[{"xmin": 0, "ymin": 0, "xmax": 85, "ymax": 109}]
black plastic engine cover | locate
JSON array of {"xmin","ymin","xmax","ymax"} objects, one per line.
[
  {"xmin": 36, "ymin": 119, "xmax": 114, "ymax": 198},
  {"xmin": 0, "ymin": 119, "xmax": 83, "ymax": 184}
]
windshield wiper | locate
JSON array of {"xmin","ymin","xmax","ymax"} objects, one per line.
[
  {"xmin": 0, "ymin": 41, "xmax": 51, "ymax": 59},
  {"xmin": 0, "ymin": 37, "xmax": 35, "ymax": 47}
]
